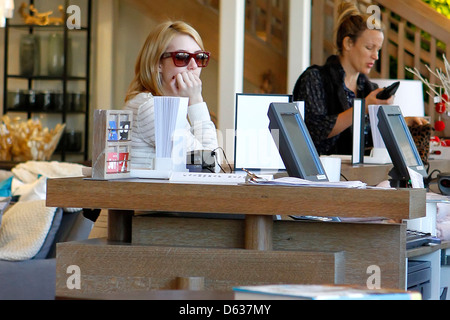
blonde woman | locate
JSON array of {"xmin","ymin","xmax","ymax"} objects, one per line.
[
  {"xmin": 124, "ymin": 21, "xmax": 219, "ymax": 170},
  {"xmin": 292, "ymin": 1, "xmax": 392, "ymax": 156},
  {"xmin": 293, "ymin": 1, "xmax": 427, "ymax": 156}
]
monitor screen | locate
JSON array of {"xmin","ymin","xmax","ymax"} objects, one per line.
[
  {"xmin": 234, "ymin": 94, "xmax": 292, "ymax": 172},
  {"xmin": 268, "ymin": 102, "xmax": 328, "ymax": 181},
  {"xmin": 377, "ymin": 105, "xmax": 427, "ymax": 184},
  {"xmin": 389, "ymin": 115, "xmax": 420, "ymax": 167},
  {"xmin": 371, "ymin": 79, "xmax": 425, "ymax": 117}
]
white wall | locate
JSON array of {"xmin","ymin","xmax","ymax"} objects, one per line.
[{"xmin": 288, "ymin": 0, "xmax": 311, "ymax": 93}]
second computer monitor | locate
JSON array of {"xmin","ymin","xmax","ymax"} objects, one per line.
[
  {"xmin": 377, "ymin": 105, "xmax": 427, "ymax": 187},
  {"xmin": 268, "ymin": 102, "xmax": 328, "ymax": 181}
]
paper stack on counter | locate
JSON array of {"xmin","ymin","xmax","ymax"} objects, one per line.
[{"xmin": 248, "ymin": 176, "xmax": 367, "ymax": 189}]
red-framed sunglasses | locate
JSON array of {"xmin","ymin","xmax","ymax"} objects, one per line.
[{"xmin": 161, "ymin": 51, "xmax": 211, "ymax": 68}]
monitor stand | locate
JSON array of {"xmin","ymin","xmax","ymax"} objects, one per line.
[
  {"xmin": 388, "ymin": 167, "xmax": 428, "ymax": 189},
  {"xmin": 388, "ymin": 167, "xmax": 409, "ymax": 188}
]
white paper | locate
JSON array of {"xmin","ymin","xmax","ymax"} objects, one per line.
[
  {"xmin": 408, "ymin": 167, "xmax": 425, "ymax": 189},
  {"xmin": 154, "ymin": 97, "xmax": 185, "ymax": 157},
  {"xmin": 368, "ymin": 105, "xmax": 386, "ymax": 149},
  {"xmin": 249, "ymin": 177, "xmax": 366, "ymax": 189},
  {"xmin": 153, "ymin": 96, "xmax": 189, "ymax": 173}
]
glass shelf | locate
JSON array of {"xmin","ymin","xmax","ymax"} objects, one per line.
[
  {"xmin": 3, "ymin": 0, "xmax": 92, "ymax": 162},
  {"xmin": 7, "ymin": 74, "xmax": 88, "ymax": 81},
  {"xmin": 5, "ymin": 108, "xmax": 87, "ymax": 115},
  {"xmin": 7, "ymin": 24, "xmax": 88, "ymax": 31}
]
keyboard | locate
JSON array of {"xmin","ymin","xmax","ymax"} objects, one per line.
[
  {"xmin": 406, "ymin": 230, "xmax": 441, "ymax": 250},
  {"xmin": 169, "ymin": 172, "xmax": 248, "ymax": 185}
]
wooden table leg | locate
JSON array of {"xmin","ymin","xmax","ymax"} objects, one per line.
[
  {"xmin": 108, "ymin": 210, "xmax": 133, "ymax": 243},
  {"xmin": 176, "ymin": 277, "xmax": 205, "ymax": 291},
  {"xmin": 245, "ymin": 215, "xmax": 273, "ymax": 251}
]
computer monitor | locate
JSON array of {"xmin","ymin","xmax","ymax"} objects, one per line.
[
  {"xmin": 371, "ymin": 79, "xmax": 425, "ymax": 117},
  {"xmin": 377, "ymin": 105, "xmax": 428, "ymax": 188},
  {"xmin": 234, "ymin": 93, "xmax": 292, "ymax": 173},
  {"xmin": 268, "ymin": 102, "xmax": 328, "ymax": 181}
]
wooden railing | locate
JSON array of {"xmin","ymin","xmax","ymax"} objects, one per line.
[
  {"xmin": 132, "ymin": 0, "xmax": 288, "ymax": 94},
  {"xmin": 244, "ymin": 0, "xmax": 289, "ymax": 93},
  {"xmin": 195, "ymin": 0, "xmax": 289, "ymax": 93},
  {"xmin": 244, "ymin": 0, "xmax": 289, "ymax": 55},
  {"xmin": 197, "ymin": 0, "xmax": 288, "ymax": 55},
  {"xmin": 129, "ymin": 0, "xmax": 450, "ymax": 105},
  {"xmin": 197, "ymin": 0, "xmax": 220, "ymax": 12},
  {"xmin": 311, "ymin": 0, "xmax": 450, "ymax": 117}
]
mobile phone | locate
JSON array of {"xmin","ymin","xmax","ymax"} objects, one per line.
[{"xmin": 376, "ymin": 81, "xmax": 400, "ymax": 100}]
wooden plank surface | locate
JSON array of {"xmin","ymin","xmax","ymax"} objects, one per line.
[
  {"xmin": 133, "ymin": 216, "xmax": 247, "ymax": 248},
  {"xmin": 55, "ymin": 239, "xmax": 345, "ymax": 297},
  {"xmin": 132, "ymin": 216, "xmax": 407, "ymax": 289},
  {"xmin": 46, "ymin": 177, "xmax": 426, "ymax": 220},
  {"xmin": 341, "ymin": 160, "xmax": 450, "ymax": 187},
  {"xmin": 273, "ymin": 221, "xmax": 407, "ymax": 289},
  {"xmin": 57, "ymin": 290, "xmax": 235, "ymax": 300}
]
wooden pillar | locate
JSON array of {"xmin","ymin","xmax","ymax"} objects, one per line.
[
  {"xmin": 176, "ymin": 277, "xmax": 205, "ymax": 291},
  {"xmin": 245, "ymin": 215, "xmax": 273, "ymax": 251},
  {"xmin": 397, "ymin": 22, "xmax": 405, "ymax": 79},
  {"xmin": 380, "ymin": 11, "xmax": 390, "ymax": 79},
  {"xmin": 108, "ymin": 210, "xmax": 132, "ymax": 243},
  {"xmin": 218, "ymin": 0, "xmax": 245, "ymax": 161},
  {"xmin": 288, "ymin": 0, "xmax": 311, "ymax": 93}
]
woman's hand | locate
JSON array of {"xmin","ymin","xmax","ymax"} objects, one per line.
[
  {"xmin": 364, "ymin": 88, "xmax": 395, "ymax": 113},
  {"xmin": 405, "ymin": 117, "xmax": 429, "ymax": 126},
  {"xmin": 366, "ymin": 89, "xmax": 429, "ymax": 126},
  {"xmin": 174, "ymin": 71, "xmax": 204, "ymax": 106}
]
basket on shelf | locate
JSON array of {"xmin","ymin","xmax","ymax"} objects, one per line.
[{"xmin": 0, "ymin": 115, "xmax": 65, "ymax": 161}]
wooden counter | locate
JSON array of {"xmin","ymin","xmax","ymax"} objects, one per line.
[
  {"xmin": 47, "ymin": 177, "xmax": 425, "ymax": 297},
  {"xmin": 47, "ymin": 177, "xmax": 426, "ymax": 221}
]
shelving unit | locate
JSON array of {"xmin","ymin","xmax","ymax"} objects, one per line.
[{"xmin": 2, "ymin": 0, "xmax": 92, "ymax": 162}]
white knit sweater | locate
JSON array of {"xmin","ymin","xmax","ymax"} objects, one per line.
[{"xmin": 124, "ymin": 93, "xmax": 219, "ymax": 170}]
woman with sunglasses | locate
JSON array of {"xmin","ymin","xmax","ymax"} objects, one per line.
[
  {"xmin": 124, "ymin": 21, "xmax": 219, "ymax": 171},
  {"xmin": 293, "ymin": 1, "xmax": 426, "ymax": 156}
]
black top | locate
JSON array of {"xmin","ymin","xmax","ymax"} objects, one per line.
[{"xmin": 293, "ymin": 55, "xmax": 378, "ymax": 155}]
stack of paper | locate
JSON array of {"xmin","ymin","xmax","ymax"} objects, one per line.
[
  {"xmin": 248, "ymin": 177, "xmax": 367, "ymax": 189},
  {"xmin": 368, "ymin": 105, "xmax": 386, "ymax": 149},
  {"xmin": 154, "ymin": 97, "xmax": 189, "ymax": 171},
  {"xmin": 233, "ymin": 284, "xmax": 421, "ymax": 300},
  {"xmin": 154, "ymin": 96, "xmax": 189, "ymax": 159}
]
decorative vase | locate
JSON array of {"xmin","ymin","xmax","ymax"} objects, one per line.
[
  {"xmin": 19, "ymin": 34, "xmax": 40, "ymax": 76},
  {"xmin": 47, "ymin": 33, "xmax": 64, "ymax": 76}
]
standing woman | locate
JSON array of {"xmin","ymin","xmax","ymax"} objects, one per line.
[
  {"xmin": 124, "ymin": 21, "xmax": 219, "ymax": 170},
  {"xmin": 293, "ymin": 1, "xmax": 393, "ymax": 156}
]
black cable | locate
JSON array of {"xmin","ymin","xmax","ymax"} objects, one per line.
[
  {"xmin": 428, "ymin": 169, "xmax": 442, "ymax": 180},
  {"xmin": 212, "ymin": 147, "xmax": 233, "ymax": 173}
]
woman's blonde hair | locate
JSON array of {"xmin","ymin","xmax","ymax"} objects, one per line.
[
  {"xmin": 335, "ymin": 1, "xmax": 383, "ymax": 55},
  {"xmin": 125, "ymin": 21, "xmax": 205, "ymax": 101}
]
